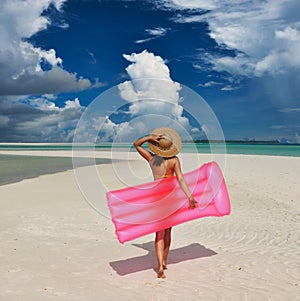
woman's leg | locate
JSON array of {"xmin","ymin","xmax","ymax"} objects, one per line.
[
  {"xmin": 155, "ymin": 230, "xmax": 166, "ymax": 278},
  {"xmin": 163, "ymin": 227, "xmax": 172, "ymax": 269}
]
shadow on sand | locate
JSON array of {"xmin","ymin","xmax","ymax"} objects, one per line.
[{"xmin": 109, "ymin": 241, "xmax": 217, "ymax": 276}]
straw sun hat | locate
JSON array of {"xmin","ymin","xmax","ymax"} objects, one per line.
[{"xmin": 148, "ymin": 127, "xmax": 182, "ymax": 158}]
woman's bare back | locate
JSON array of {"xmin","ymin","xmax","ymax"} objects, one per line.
[{"xmin": 149, "ymin": 156, "xmax": 177, "ymax": 180}]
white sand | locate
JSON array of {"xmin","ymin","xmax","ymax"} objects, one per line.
[{"xmin": 0, "ymin": 152, "xmax": 299, "ymax": 301}]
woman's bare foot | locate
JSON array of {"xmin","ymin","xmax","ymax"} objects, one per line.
[
  {"xmin": 157, "ymin": 269, "xmax": 166, "ymax": 279},
  {"xmin": 163, "ymin": 264, "xmax": 167, "ymax": 270}
]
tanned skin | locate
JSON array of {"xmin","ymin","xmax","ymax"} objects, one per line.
[{"xmin": 134, "ymin": 133, "xmax": 197, "ymax": 278}]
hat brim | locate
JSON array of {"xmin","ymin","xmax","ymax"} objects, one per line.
[{"xmin": 148, "ymin": 127, "xmax": 182, "ymax": 158}]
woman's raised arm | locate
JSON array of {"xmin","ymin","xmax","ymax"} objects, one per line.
[
  {"xmin": 133, "ymin": 134, "xmax": 162, "ymax": 161},
  {"xmin": 133, "ymin": 136, "xmax": 152, "ymax": 161}
]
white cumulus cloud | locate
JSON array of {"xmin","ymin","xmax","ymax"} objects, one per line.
[
  {"xmin": 0, "ymin": 94, "xmax": 85, "ymax": 142},
  {"xmin": 0, "ymin": 0, "xmax": 100, "ymax": 96},
  {"xmin": 119, "ymin": 50, "xmax": 192, "ymax": 136},
  {"xmin": 119, "ymin": 50, "xmax": 181, "ymax": 104},
  {"xmin": 16, "ymin": 97, "xmax": 84, "ymax": 142},
  {"xmin": 88, "ymin": 50, "xmax": 201, "ymax": 142},
  {"xmin": 158, "ymin": 0, "xmax": 300, "ymax": 79}
]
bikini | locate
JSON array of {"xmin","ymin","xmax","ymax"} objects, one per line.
[{"xmin": 151, "ymin": 156, "xmax": 174, "ymax": 179}]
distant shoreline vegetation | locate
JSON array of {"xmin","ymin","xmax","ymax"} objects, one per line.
[{"xmin": 191, "ymin": 140, "xmax": 299, "ymax": 145}]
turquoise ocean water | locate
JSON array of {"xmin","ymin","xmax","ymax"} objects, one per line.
[
  {"xmin": 0, "ymin": 142, "xmax": 300, "ymax": 156},
  {"xmin": 0, "ymin": 143, "xmax": 299, "ymax": 186},
  {"xmin": 1, "ymin": 142, "xmax": 300, "ymax": 156}
]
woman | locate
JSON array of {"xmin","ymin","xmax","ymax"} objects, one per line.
[{"xmin": 133, "ymin": 127, "xmax": 197, "ymax": 279}]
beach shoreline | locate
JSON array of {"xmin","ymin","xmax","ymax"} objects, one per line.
[{"xmin": 0, "ymin": 151, "xmax": 299, "ymax": 300}]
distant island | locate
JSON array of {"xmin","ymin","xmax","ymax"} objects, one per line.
[{"xmin": 190, "ymin": 139, "xmax": 299, "ymax": 145}]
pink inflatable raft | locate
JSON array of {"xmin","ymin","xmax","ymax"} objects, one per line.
[{"xmin": 106, "ymin": 161, "xmax": 230, "ymax": 244}]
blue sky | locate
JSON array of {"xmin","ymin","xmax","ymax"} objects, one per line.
[{"xmin": 0, "ymin": 0, "xmax": 299, "ymax": 142}]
